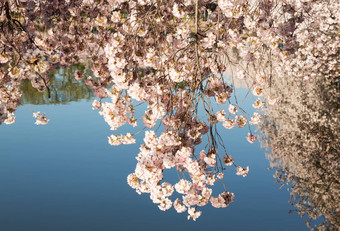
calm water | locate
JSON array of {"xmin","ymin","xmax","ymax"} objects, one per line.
[{"xmin": 0, "ymin": 72, "xmax": 310, "ymax": 231}]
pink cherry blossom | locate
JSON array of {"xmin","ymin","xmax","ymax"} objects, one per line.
[
  {"xmin": 246, "ymin": 133, "xmax": 257, "ymax": 144},
  {"xmin": 236, "ymin": 166, "xmax": 249, "ymax": 177}
]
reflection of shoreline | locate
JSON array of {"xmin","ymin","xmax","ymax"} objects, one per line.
[
  {"xmin": 20, "ymin": 68, "xmax": 94, "ymax": 105},
  {"xmin": 260, "ymin": 74, "xmax": 340, "ymax": 230}
]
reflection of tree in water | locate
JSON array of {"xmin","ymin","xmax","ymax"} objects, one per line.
[
  {"xmin": 260, "ymin": 75, "xmax": 340, "ymax": 230},
  {"xmin": 20, "ymin": 65, "xmax": 94, "ymax": 105}
]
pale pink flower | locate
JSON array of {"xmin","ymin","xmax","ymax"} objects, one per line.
[
  {"xmin": 0, "ymin": 54, "xmax": 8, "ymax": 63},
  {"xmin": 161, "ymin": 182, "xmax": 174, "ymax": 197},
  {"xmin": 236, "ymin": 115, "xmax": 247, "ymax": 128},
  {"xmin": 175, "ymin": 147, "xmax": 192, "ymax": 165},
  {"xmin": 158, "ymin": 131, "xmax": 181, "ymax": 147},
  {"xmin": 33, "ymin": 112, "xmax": 49, "ymax": 125},
  {"xmin": 253, "ymin": 86, "xmax": 263, "ymax": 96},
  {"xmin": 223, "ymin": 155, "xmax": 234, "ymax": 166},
  {"xmin": 201, "ymin": 187, "xmax": 212, "ymax": 198},
  {"xmin": 236, "ymin": 70, "xmax": 246, "ymax": 79},
  {"xmin": 172, "ymin": 3, "xmax": 185, "ymax": 18},
  {"xmin": 191, "ymin": 174, "xmax": 206, "ymax": 190},
  {"xmin": 174, "ymin": 199, "xmax": 186, "ymax": 213},
  {"xmin": 162, "ymin": 153, "xmax": 175, "ymax": 169},
  {"xmin": 99, "ymin": 101, "xmax": 129, "ymax": 130},
  {"xmin": 246, "ymin": 133, "xmax": 257, "ymax": 144},
  {"xmin": 158, "ymin": 198, "xmax": 172, "ymax": 211},
  {"xmin": 127, "ymin": 173, "xmax": 139, "ymax": 189},
  {"xmin": 210, "ymin": 197, "xmax": 222, "ymax": 208},
  {"xmin": 267, "ymin": 96, "xmax": 278, "ymax": 105},
  {"xmin": 215, "ymin": 92, "xmax": 230, "ymax": 104},
  {"xmin": 92, "ymin": 100, "xmax": 101, "ymax": 110},
  {"xmin": 252, "ymin": 98, "xmax": 264, "ymax": 108},
  {"xmin": 108, "ymin": 135, "xmax": 121, "ymax": 146},
  {"xmin": 228, "ymin": 104, "xmax": 238, "ymax": 114},
  {"xmin": 183, "ymin": 192, "xmax": 200, "ymax": 207},
  {"xmin": 223, "ymin": 119, "xmax": 236, "ymax": 129},
  {"xmin": 187, "ymin": 207, "xmax": 202, "ymax": 221},
  {"xmin": 4, "ymin": 113, "xmax": 15, "ymax": 125},
  {"xmin": 111, "ymin": 11, "xmax": 121, "ymax": 23},
  {"xmin": 121, "ymin": 133, "xmax": 136, "ymax": 144},
  {"xmin": 236, "ymin": 166, "xmax": 249, "ymax": 177},
  {"xmin": 169, "ymin": 68, "xmax": 184, "ymax": 83},
  {"xmin": 138, "ymin": 181, "xmax": 151, "ymax": 194},
  {"xmin": 128, "ymin": 118, "xmax": 138, "ymax": 127},
  {"xmin": 199, "ymin": 150, "xmax": 206, "ymax": 160},
  {"xmin": 175, "ymin": 179, "xmax": 192, "ymax": 194},
  {"xmin": 250, "ymin": 112, "xmax": 261, "ymax": 125},
  {"xmin": 74, "ymin": 70, "xmax": 83, "ymax": 80},
  {"xmin": 188, "ymin": 129, "xmax": 201, "ymax": 140},
  {"xmin": 256, "ymin": 75, "xmax": 267, "ymax": 85},
  {"xmin": 202, "ymin": 32, "xmax": 216, "ymax": 49},
  {"xmin": 216, "ymin": 110, "xmax": 226, "ymax": 122},
  {"xmin": 204, "ymin": 154, "xmax": 216, "ymax": 167},
  {"xmin": 210, "ymin": 191, "xmax": 234, "ymax": 208},
  {"xmin": 206, "ymin": 175, "xmax": 216, "ymax": 185},
  {"xmin": 217, "ymin": 173, "xmax": 224, "ymax": 179},
  {"xmin": 144, "ymin": 130, "xmax": 158, "ymax": 148},
  {"xmin": 95, "ymin": 15, "xmax": 107, "ymax": 26}
]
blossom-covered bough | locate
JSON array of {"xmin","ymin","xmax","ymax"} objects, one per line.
[{"xmin": 0, "ymin": 0, "xmax": 339, "ymax": 227}]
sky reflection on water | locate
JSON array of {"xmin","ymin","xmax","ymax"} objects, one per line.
[{"xmin": 0, "ymin": 83, "xmax": 309, "ymax": 231}]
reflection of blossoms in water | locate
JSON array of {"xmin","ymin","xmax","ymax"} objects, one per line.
[{"xmin": 260, "ymin": 71, "xmax": 340, "ymax": 230}]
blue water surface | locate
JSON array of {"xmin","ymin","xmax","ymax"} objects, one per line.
[{"xmin": 0, "ymin": 88, "xmax": 308, "ymax": 231}]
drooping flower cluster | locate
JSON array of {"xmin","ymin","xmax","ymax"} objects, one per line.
[{"xmin": 126, "ymin": 130, "xmax": 239, "ymax": 218}]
